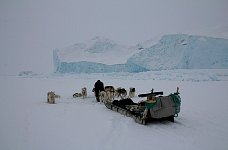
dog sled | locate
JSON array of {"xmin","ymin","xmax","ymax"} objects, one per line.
[{"xmin": 104, "ymin": 88, "xmax": 181, "ymax": 125}]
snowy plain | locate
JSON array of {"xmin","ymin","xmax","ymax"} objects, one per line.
[{"xmin": 1, "ymin": 69, "xmax": 228, "ymax": 150}]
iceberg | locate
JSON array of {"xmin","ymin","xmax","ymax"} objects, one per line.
[
  {"xmin": 53, "ymin": 36, "xmax": 148, "ymax": 73},
  {"xmin": 53, "ymin": 34, "xmax": 228, "ymax": 73},
  {"xmin": 127, "ymin": 34, "xmax": 228, "ymax": 70}
]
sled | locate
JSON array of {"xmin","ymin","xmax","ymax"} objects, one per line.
[{"xmin": 104, "ymin": 87, "xmax": 181, "ymax": 125}]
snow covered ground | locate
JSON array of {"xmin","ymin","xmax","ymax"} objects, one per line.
[{"xmin": 1, "ymin": 69, "xmax": 228, "ymax": 150}]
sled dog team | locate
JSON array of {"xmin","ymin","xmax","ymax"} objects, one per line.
[
  {"xmin": 98, "ymin": 87, "xmax": 135, "ymax": 103},
  {"xmin": 47, "ymin": 80, "xmax": 135, "ymax": 104},
  {"xmin": 72, "ymin": 86, "xmax": 135, "ymax": 103},
  {"xmin": 95, "ymin": 86, "xmax": 135, "ymax": 103}
]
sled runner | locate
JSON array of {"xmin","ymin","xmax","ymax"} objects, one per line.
[{"xmin": 104, "ymin": 87, "xmax": 181, "ymax": 125}]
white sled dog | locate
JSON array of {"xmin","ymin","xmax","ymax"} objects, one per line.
[
  {"xmin": 99, "ymin": 91, "xmax": 108, "ymax": 103},
  {"xmin": 47, "ymin": 91, "xmax": 55, "ymax": 104},
  {"xmin": 81, "ymin": 87, "xmax": 87, "ymax": 99},
  {"xmin": 104, "ymin": 86, "xmax": 115, "ymax": 101},
  {"xmin": 128, "ymin": 87, "xmax": 136, "ymax": 98}
]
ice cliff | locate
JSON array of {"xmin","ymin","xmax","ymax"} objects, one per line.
[
  {"xmin": 53, "ymin": 34, "xmax": 228, "ymax": 73},
  {"xmin": 53, "ymin": 36, "xmax": 148, "ymax": 73},
  {"xmin": 128, "ymin": 34, "xmax": 228, "ymax": 70}
]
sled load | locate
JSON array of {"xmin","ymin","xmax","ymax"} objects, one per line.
[{"xmin": 104, "ymin": 87, "xmax": 181, "ymax": 125}]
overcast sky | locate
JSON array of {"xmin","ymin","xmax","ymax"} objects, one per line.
[{"xmin": 0, "ymin": 0, "xmax": 228, "ymax": 74}]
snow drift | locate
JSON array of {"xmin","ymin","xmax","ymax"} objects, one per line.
[{"xmin": 53, "ymin": 34, "xmax": 228, "ymax": 73}]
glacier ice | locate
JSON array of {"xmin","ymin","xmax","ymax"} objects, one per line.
[
  {"xmin": 53, "ymin": 34, "xmax": 228, "ymax": 73},
  {"xmin": 128, "ymin": 34, "xmax": 228, "ymax": 70},
  {"xmin": 54, "ymin": 61, "xmax": 149, "ymax": 73}
]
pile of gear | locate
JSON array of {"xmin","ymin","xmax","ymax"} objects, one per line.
[{"xmin": 104, "ymin": 88, "xmax": 181, "ymax": 125}]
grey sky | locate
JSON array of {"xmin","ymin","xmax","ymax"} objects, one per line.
[{"xmin": 0, "ymin": 0, "xmax": 228, "ymax": 73}]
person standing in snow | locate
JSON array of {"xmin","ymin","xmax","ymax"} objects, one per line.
[{"xmin": 94, "ymin": 80, "xmax": 104, "ymax": 102}]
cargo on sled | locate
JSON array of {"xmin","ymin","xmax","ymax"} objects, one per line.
[{"xmin": 104, "ymin": 87, "xmax": 181, "ymax": 125}]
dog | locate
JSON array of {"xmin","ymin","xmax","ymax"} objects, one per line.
[
  {"xmin": 115, "ymin": 87, "xmax": 127, "ymax": 99},
  {"xmin": 81, "ymin": 87, "xmax": 87, "ymax": 99},
  {"xmin": 99, "ymin": 91, "xmax": 108, "ymax": 103},
  {"xmin": 73, "ymin": 93, "xmax": 82, "ymax": 98},
  {"xmin": 104, "ymin": 86, "xmax": 115, "ymax": 101},
  {"xmin": 128, "ymin": 87, "xmax": 135, "ymax": 98},
  {"xmin": 47, "ymin": 91, "xmax": 55, "ymax": 104}
]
